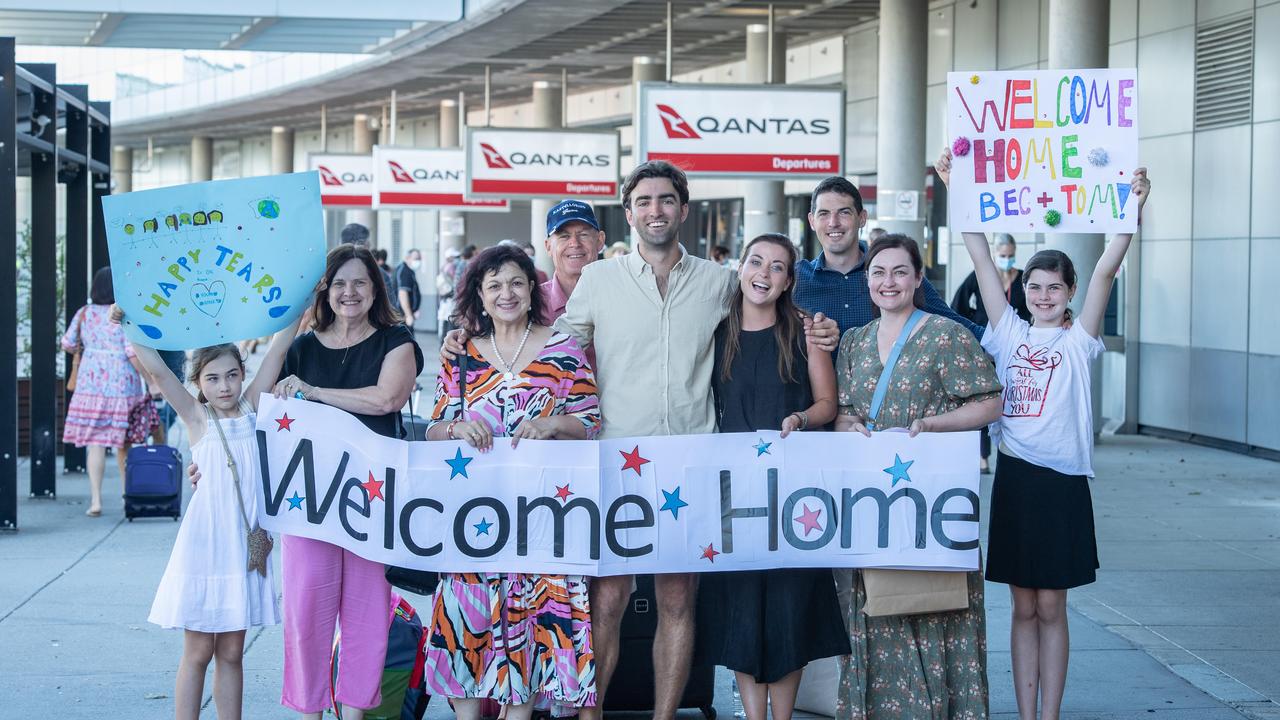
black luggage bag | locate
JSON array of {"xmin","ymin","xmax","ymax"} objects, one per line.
[
  {"xmin": 123, "ymin": 445, "xmax": 183, "ymax": 520},
  {"xmin": 603, "ymin": 574, "xmax": 717, "ymax": 718}
]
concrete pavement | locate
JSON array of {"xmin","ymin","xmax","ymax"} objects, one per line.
[{"xmin": 3, "ymin": 398, "xmax": 1277, "ymax": 718}]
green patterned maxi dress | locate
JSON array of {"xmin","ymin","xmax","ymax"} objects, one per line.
[{"xmin": 834, "ymin": 313, "xmax": 1002, "ymax": 720}]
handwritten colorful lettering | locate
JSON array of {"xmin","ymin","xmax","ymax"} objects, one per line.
[
  {"xmin": 103, "ymin": 172, "xmax": 325, "ymax": 350},
  {"xmin": 254, "ymin": 396, "xmax": 981, "ymax": 575},
  {"xmin": 946, "ymin": 69, "xmax": 1139, "ymax": 233}
]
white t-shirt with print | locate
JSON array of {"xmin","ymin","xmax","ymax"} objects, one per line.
[{"xmin": 981, "ymin": 305, "xmax": 1105, "ymax": 477}]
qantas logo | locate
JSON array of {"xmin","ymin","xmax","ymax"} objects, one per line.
[
  {"xmin": 387, "ymin": 161, "xmax": 414, "ymax": 183},
  {"xmin": 655, "ymin": 104, "xmax": 831, "ymax": 138},
  {"xmin": 317, "ymin": 164, "xmax": 372, "ymax": 186},
  {"xmin": 386, "ymin": 159, "xmax": 462, "ymax": 183},
  {"xmin": 479, "ymin": 142, "xmax": 611, "ymax": 169},
  {"xmin": 317, "ymin": 165, "xmax": 343, "ymax": 186},
  {"xmin": 480, "ymin": 143, "xmax": 513, "ymax": 169},
  {"xmin": 657, "ymin": 104, "xmax": 701, "ymax": 139}
]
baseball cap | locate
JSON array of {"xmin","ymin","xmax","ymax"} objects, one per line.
[{"xmin": 546, "ymin": 200, "xmax": 600, "ymax": 236}]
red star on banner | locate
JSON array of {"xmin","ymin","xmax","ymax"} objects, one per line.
[
  {"xmin": 555, "ymin": 484, "xmax": 573, "ymax": 502},
  {"xmin": 794, "ymin": 503, "xmax": 823, "ymax": 537},
  {"xmin": 619, "ymin": 445, "xmax": 650, "ymax": 476},
  {"xmin": 700, "ymin": 543, "xmax": 720, "ymax": 563},
  {"xmin": 275, "ymin": 413, "xmax": 295, "ymax": 431},
  {"xmin": 360, "ymin": 471, "xmax": 384, "ymax": 502}
]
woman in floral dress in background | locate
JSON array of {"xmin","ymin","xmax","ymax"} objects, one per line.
[{"xmin": 62, "ymin": 267, "xmax": 149, "ymax": 517}]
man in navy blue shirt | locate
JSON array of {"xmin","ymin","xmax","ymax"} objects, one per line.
[{"xmin": 794, "ymin": 176, "xmax": 983, "ymax": 339}]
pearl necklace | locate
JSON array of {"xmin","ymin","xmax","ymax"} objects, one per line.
[{"xmin": 490, "ymin": 321, "xmax": 532, "ymax": 381}]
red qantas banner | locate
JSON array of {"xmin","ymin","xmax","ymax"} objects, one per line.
[
  {"xmin": 308, "ymin": 153, "xmax": 373, "ymax": 208},
  {"xmin": 637, "ymin": 83, "xmax": 845, "ymax": 179},
  {"xmin": 466, "ymin": 128, "xmax": 620, "ymax": 200},
  {"xmin": 373, "ymin": 146, "xmax": 508, "ymax": 211}
]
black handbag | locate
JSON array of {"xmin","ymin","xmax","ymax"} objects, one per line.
[{"xmin": 384, "ymin": 352, "xmax": 470, "ymax": 596}]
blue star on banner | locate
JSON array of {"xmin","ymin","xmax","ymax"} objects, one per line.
[
  {"xmin": 753, "ymin": 438, "xmax": 772, "ymax": 456},
  {"xmin": 883, "ymin": 454, "xmax": 914, "ymax": 487},
  {"xmin": 474, "ymin": 518, "xmax": 493, "ymax": 536},
  {"xmin": 446, "ymin": 448, "xmax": 473, "ymax": 480},
  {"xmin": 286, "ymin": 492, "xmax": 304, "ymax": 510},
  {"xmin": 659, "ymin": 487, "xmax": 689, "ymax": 520}
]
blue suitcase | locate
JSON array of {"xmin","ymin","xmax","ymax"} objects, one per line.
[{"xmin": 124, "ymin": 445, "xmax": 183, "ymax": 521}]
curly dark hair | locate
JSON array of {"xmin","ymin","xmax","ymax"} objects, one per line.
[{"xmin": 453, "ymin": 245, "xmax": 545, "ymax": 337}]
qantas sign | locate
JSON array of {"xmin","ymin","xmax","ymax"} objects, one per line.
[
  {"xmin": 372, "ymin": 147, "xmax": 507, "ymax": 211},
  {"xmin": 639, "ymin": 83, "xmax": 845, "ymax": 179},
  {"xmin": 307, "ymin": 153, "xmax": 373, "ymax": 207},
  {"xmin": 466, "ymin": 128, "xmax": 621, "ymax": 200}
]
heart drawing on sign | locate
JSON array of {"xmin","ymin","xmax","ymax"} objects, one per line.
[{"xmin": 190, "ymin": 280, "xmax": 227, "ymax": 318}]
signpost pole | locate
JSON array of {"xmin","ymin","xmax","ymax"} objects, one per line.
[
  {"xmin": 742, "ymin": 23, "xmax": 788, "ymax": 243},
  {"xmin": 528, "ymin": 80, "xmax": 562, "ymax": 275}
]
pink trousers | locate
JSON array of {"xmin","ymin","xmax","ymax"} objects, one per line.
[{"xmin": 280, "ymin": 534, "xmax": 391, "ymax": 713}]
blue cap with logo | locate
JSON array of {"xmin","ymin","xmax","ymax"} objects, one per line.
[{"xmin": 546, "ymin": 200, "xmax": 600, "ymax": 236}]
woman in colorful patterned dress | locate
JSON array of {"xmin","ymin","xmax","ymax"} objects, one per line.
[
  {"xmin": 61, "ymin": 267, "xmax": 149, "ymax": 517},
  {"xmin": 833, "ymin": 235, "xmax": 1003, "ymax": 720},
  {"xmin": 424, "ymin": 244, "xmax": 600, "ymax": 720}
]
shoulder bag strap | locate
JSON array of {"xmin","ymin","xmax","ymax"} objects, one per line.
[
  {"xmin": 205, "ymin": 404, "xmax": 255, "ymax": 533},
  {"xmin": 866, "ymin": 309, "xmax": 927, "ymax": 431}
]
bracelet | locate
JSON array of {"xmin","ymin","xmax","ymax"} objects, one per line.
[
  {"xmin": 794, "ymin": 411, "xmax": 809, "ymax": 430},
  {"xmin": 446, "ymin": 419, "xmax": 460, "ymax": 440}
]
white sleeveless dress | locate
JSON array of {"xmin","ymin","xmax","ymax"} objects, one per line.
[{"xmin": 148, "ymin": 408, "xmax": 281, "ymax": 632}]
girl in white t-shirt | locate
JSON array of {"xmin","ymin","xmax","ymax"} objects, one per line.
[{"xmin": 937, "ymin": 147, "xmax": 1150, "ymax": 720}]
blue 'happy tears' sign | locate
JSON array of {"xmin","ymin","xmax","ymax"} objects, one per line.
[{"xmin": 103, "ymin": 172, "xmax": 325, "ymax": 350}]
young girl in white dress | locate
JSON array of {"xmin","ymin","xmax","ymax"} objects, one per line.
[
  {"xmin": 936, "ymin": 148, "xmax": 1151, "ymax": 720},
  {"xmin": 115, "ymin": 305, "xmax": 300, "ymax": 720}
]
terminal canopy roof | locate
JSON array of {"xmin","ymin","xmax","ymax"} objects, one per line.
[{"xmin": 0, "ymin": 1, "xmax": 463, "ymax": 53}]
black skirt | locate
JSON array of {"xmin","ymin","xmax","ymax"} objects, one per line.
[
  {"xmin": 985, "ymin": 450, "xmax": 1099, "ymax": 590},
  {"xmin": 694, "ymin": 568, "xmax": 850, "ymax": 683}
]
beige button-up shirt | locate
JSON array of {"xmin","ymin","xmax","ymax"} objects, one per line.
[{"xmin": 554, "ymin": 246, "xmax": 736, "ymax": 439}]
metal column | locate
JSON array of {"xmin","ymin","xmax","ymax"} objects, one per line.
[
  {"xmin": 1, "ymin": 38, "xmax": 18, "ymax": 530},
  {"xmin": 63, "ymin": 85, "xmax": 90, "ymax": 474},
  {"xmin": 26, "ymin": 63, "xmax": 58, "ymax": 499}
]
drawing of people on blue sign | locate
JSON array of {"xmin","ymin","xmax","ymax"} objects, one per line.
[{"xmin": 103, "ymin": 172, "xmax": 326, "ymax": 350}]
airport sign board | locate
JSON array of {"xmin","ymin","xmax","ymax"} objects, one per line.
[
  {"xmin": 308, "ymin": 153, "xmax": 372, "ymax": 208},
  {"xmin": 636, "ymin": 82, "xmax": 845, "ymax": 179},
  {"xmin": 465, "ymin": 128, "xmax": 621, "ymax": 200},
  {"xmin": 372, "ymin": 146, "xmax": 508, "ymax": 212}
]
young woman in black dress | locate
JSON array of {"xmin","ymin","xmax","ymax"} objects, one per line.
[{"xmin": 695, "ymin": 233, "xmax": 848, "ymax": 720}]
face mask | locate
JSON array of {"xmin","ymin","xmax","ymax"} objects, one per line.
[
  {"xmin": 996, "ymin": 256, "xmax": 1016, "ymax": 272},
  {"xmin": 408, "ymin": 260, "xmax": 421, "ymax": 271}
]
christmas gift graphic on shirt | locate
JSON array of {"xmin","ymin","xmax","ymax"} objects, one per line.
[{"xmin": 1003, "ymin": 344, "xmax": 1062, "ymax": 418}]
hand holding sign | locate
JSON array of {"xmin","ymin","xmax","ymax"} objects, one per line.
[{"xmin": 103, "ymin": 172, "xmax": 325, "ymax": 350}]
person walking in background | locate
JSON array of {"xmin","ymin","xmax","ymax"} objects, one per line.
[
  {"xmin": 61, "ymin": 267, "xmax": 149, "ymax": 517},
  {"xmin": 939, "ymin": 147, "xmax": 1152, "ymax": 720},
  {"xmin": 694, "ymin": 233, "xmax": 848, "ymax": 720},
  {"xmin": 395, "ymin": 248, "xmax": 423, "ymax": 331},
  {"xmin": 340, "ymin": 223, "xmax": 370, "ymax": 247},
  {"xmin": 603, "ymin": 241, "xmax": 630, "ymax": 260},
  {"xmin": 951, "ymin": 233, "xmax": 1031, "ymax": 472},
  {"xmin": 373, "ymin": 248, "xmax": 395, "ymax": 294}
]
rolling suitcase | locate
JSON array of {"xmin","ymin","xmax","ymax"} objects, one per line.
[
  {"xmin": 603, "ymin": 574, "xmax": 717, "ymax": 718},
  {"xmin": 123, "ymin": 444, "xmax": 183, "ymax": 521}
]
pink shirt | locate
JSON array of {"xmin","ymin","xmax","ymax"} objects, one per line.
[{"xmin": 540, "ymin": 274, "xmax": 597, "ymax": 371}]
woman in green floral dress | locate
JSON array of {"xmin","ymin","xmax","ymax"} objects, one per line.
[{"xmin": 833, "ymin": 234, "xmax": 1003, "ymax": 720}]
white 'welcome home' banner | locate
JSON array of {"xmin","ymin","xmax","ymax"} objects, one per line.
[{"xmin": 255, "ymin": 396, "xmax": 980, "ymax": 575}]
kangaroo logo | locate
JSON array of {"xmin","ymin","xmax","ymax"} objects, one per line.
[
  {"xmin": 656, "ymin": 104, "xmax": 701, "ymax": 139},
  {"xmin": 387, "ymin": 160, "xmax": 414, "ymax": 183},
  {"xmin": 317, "ymin": 165, "xmax": 343, "ymax": 186},
  {"xmin": 480, "ymin": 143, "xmax": 513, "ymax": 169}
]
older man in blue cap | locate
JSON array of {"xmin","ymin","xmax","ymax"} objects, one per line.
[{"xmin": 541, "ymin": 199, "xmax": 608, "ymax": 325}]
